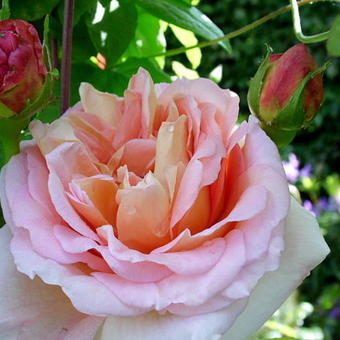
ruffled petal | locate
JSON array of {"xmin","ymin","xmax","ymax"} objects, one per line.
[
  {"xmin": 221, "ymin": 199, "xmax": 330, "ymax": 340},
  {"xmin": 96, "ymin": 303, "xmax": 246, "ymax": 340},
  {"xmin": 0, "ymin": 225, "xmax": 104, "ymax": 340},
  {"xmin": 10, "ymin": 227, "xmax": 143, "ymax": 316}
]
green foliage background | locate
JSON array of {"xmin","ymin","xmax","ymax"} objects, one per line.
[{"xmin": 2, "ymin": 0, "xmax": 340, "ymax": 339}]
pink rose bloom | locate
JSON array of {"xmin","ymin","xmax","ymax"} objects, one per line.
[{"xmin": 0, "ymin": 69, "xmax": 329, "ymax": 339}]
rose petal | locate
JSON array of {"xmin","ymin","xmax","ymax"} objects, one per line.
[
  {"xmin": 158, "ymin": 77, "xmax": 239, "ymax": 141},
  {"xmin": 0, "ymin": 225, "xmax": 104, "ymax": 340},
  {"xmin": 2, "ymin": 150, "xmax": 97, "ymax": 264},
  {"xmin": 154, "ymin": 115, "xmax": 189, "ymax": 186},
  {"xmin": 116, "ymin": 173, "xmax": 171, "ymax": 252},
  {"xmin": 127, "ymin": 68, "xmax": 157, "ymax": 137},
  {"xmin": 95, "ymin": 302, "xmax": 246, "ymax": 340},
  {"xmin": 111, "ymin": 138, "xmax": 156, "ymax": 177},
  {"xmin": 10, "ymin": 227, "xmax": 143, "ymax": 316},
  {"xmin": 79, "ymin": 82, "xmax": 122, "ymax": 126},
  {"xmin": 221, "ymin": 198, "xmax": 330, "ymax": 340},
  {"xmin": 29, "ymin": 119, "xmax": 79, "ymax": 156},
  {"xmin": 67, "ymin": 111, "xmax": 116, "ymax": 163},
  {"xmin": 97, "ymin": 225, "xmax": 225, "ymax": 276}
]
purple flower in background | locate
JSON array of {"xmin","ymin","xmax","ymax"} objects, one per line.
[
  {"xmin": 303, "ymin": 200, "xmax": 317, "ymax": 216},
  {"xmin": 283, "ymin": 153, "xmax": 300, "ymax": 183},
  {"xmin": 329, "ymin": 307, "xmax": 340, "ymax": 319},
  {"xmin": 318, "ymin": 197, "xmax": 330, "ymax": 211},
  {"xmin": 300, "ymin": 163, "xmax": 313, "ymax": 178},
  {"xmin": 303, "ymin": 197, "xmax": 332, "ymax": 217}
]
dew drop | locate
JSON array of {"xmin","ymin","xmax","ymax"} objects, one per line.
[
  {"xmin": 167, "ymin": 125, "xmax": 175, "ymax": 133},
  {"xmin": 128, "ymin": 207, "xmax": 137, "ymax": 215},
  {"xmin": 154, "ymin": 220, "xmax": 168, "ymax": 237}
]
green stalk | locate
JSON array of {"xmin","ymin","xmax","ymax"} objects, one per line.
[
  {"xmin": 61, "ymin": 0, "xmax": 75, "ymax": 114},
  {"xmin": 290, "ymin": 0, "xmax": 330, "ymax": 43}
]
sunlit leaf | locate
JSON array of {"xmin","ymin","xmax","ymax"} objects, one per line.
[
  {"xmin": 209, "ymin": 64, "xmax": 223, "ymax": 83},
  {"xmin": 170, "ymin": 25, "xmax": 201, "ymax": 69},
  {"xmin": 136, "ymin": 0, "xmax": 231, "ymax": 53},
  {"xmin": 172, "ymin": 60, "xmax": 199, "ymax": 79}
]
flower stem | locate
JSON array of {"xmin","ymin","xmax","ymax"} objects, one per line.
[
  {"xmin": 60, "ymin": 0, "xmax": 74, "ymax": 114},
  {"xmin": 290, "ymin": 0, "xmax": 330, "ymax": 43},
  {"xmin": 147, "ymin": 0, "xmax": 339, "ymax": 58}
]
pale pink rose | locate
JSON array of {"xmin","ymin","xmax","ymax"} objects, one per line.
[{"xmin": 0, "ymin": 69, "xmax": 329, "ymax": 340}]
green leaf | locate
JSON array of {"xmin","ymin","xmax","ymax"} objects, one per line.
[
  {"xmin": 35, "ymin": 75, "xmax": 61, "ymax": 123},
  {"xmin": 88, "ymin": 0, "xmax": 137, "ymax": 67},
  {"xmin": 0, "ymin": 0, "xmax": 10, "ymax": 20},
  {"xmin": 98, "ymin": 0, "xmax": 110, "ymax": 7},
  {"xmin": 0, "ymin": 116, "xmax": 29, "ymax": 167},
  {"xmin": 136, "ymin": 0, "xmax": 231, "ymax": 53},
  {"xmin": 124, "ymin": 7, "xmax": 166, "ymax": 67},
  {"xmin": 35, "ymin": 102, "xmax": 60, "ymax": 124},
  {"xmin": 172, "ymin": 60, "xmax": 199, "ymax": 79},
  {"xmin": 70, "ymin": 63, "xmax": 128, "ymax": 102},
  {"xmin": 9, "ymin": 0, "xmax": 61, "ymax": 21},
  {"xmin": 72, "ymin": 17, "xmax": 97, "ymax": 63},
  {"xmin": 327, "ymin": 15, "xmax": 340, "ymax": 57},
  {"xmin": 170, "ymin": 25, "xmax": 202, "ymax": 69},
  {"xmin": 209, "ymin": 64, "xmax": 223, "ymax": 83}
]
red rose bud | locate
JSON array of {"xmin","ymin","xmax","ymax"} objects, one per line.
[
  {"xmin": 248, "ymin": 44, "xmax": 325, "ymax": 147},
  {"xmin": 0, "ymin": 20, "xmax": 47, "ymax": 115}
]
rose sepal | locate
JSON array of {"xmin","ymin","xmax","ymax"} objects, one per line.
[
  {"xmin": 247, "ymin": 44, "xmax": 273, "ymax": 117},
  {"xmin": 16, "ymin": 15, "xmax": 59, "ymax": 121},
  {"xmin": 0, "ymin": 101, "xmax": 16, "ymax": 119}
]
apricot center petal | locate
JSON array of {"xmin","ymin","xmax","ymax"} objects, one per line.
[{"xmin": 116, "ymin": 173, "xmax": 171, "ymax": 253}]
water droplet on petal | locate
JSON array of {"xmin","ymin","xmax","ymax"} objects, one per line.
[
  {"xmin": 154, "ymin": 219, "xmax": 169, "ymax": 237},
  {"xmin": 167, "ymin": 125, "xmax": 175, "ymax": 133},
  {"xmin": 128, "ymin": 207, "xmax": 136, "ymax": 215}
]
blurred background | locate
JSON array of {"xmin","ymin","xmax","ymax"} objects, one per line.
[{"xmin": 5, "ymin": 0, "xmax": 340, "ymax": 338}]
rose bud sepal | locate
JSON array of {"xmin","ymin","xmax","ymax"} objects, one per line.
[
  {"xmin": 0, "ymin": 17, "xmax": 58, "ymax": 167},
  {"xmin": 0, "ymin": 70, "xmax": 57, "ymax": 167},
  {"xmin": 265, "ymin": 63, "xmax": 327, "ymax": 147},
  {"xmin": 248, "ymin": 45, "xmax": 327, "ymax": 148}
]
